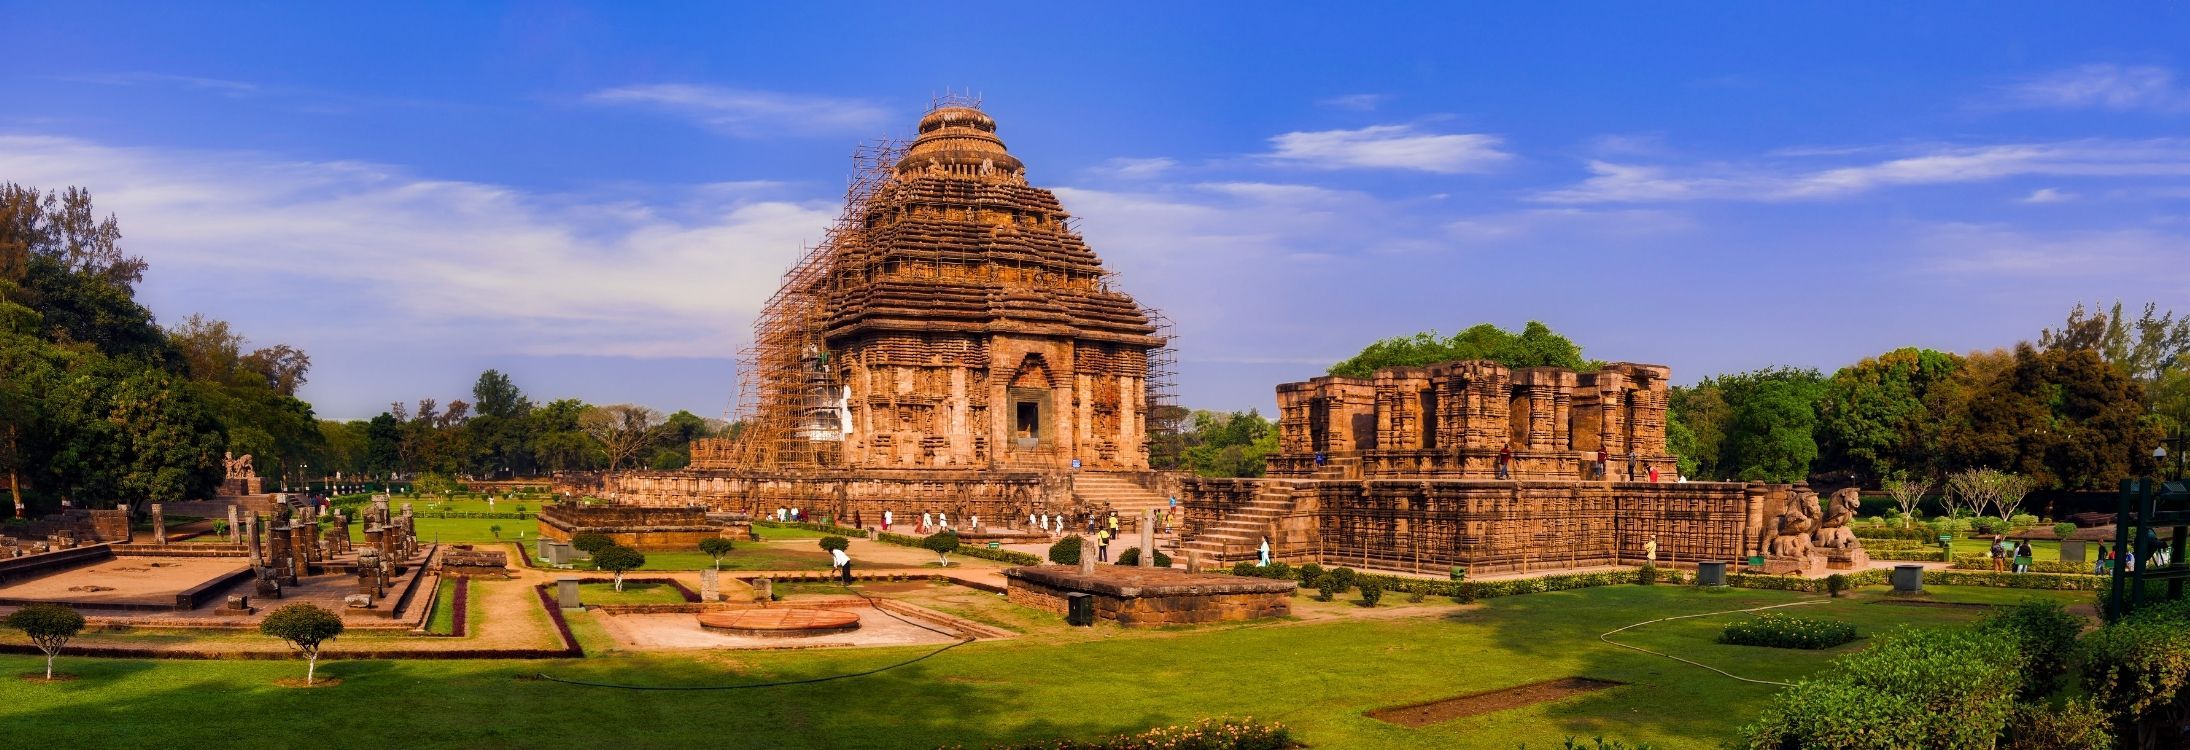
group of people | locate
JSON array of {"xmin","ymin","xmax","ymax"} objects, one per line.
[
  {"xmin": 1989, "ymin": 536, "xmax": 2037, "ymax": 573},
  {"xmin": 1483, "ymin": 444, "xmax": 1672, "ymax": 483}
]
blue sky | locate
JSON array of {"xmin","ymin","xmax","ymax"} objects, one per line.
[{"xmin": 3, "ymin": 3, "xmax": 2188, "ymax": 420}]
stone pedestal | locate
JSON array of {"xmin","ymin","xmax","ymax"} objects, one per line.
[
  {"xmin": 556, "ymin": 577, "xmax": 582, "ymax": 609},
  {"xmin": 700, "ymin": 568, "xmax": 720, "ymax": 603},
  {"xmin": 1139, "ymin": 509, "xmax": 1155, "ymax": 568},
  {"xmin": 150, "ymin": 504, "xmax": 166, "ymax": 545}
]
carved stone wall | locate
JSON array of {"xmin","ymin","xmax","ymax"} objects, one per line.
[{"xmin": 609, "ymin": 468, "xmax": 1069, "ymax": 524}]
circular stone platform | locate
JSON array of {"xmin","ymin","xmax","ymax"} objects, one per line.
[{"xmin": 696, "ymin": 609, "xmax": 861, "ymax": 637}]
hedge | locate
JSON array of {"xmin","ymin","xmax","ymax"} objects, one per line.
[
  {"xmin": 1948, "ymin": 556, "xmax": 2101, "ymax": 575},
  {"xmin": 1738, "ymin": 625, "xmax": 2022, "ymax": 748},
  {"xmin": 753, "ymin": 519, "xmax": 868, "ymax": 537},
  {"xmin": 1719, "ymin": 613, "xmax": 1859, "ymax": 649},
  {"xmin": 1923, "ymin": 570, "xmax": 2106, "ymax": 590},
  {"xmin": 875, "ymin": 532, "xmax": 1043, "ymax": 566},
  {"xmin": 1869, "ymin": 548, "xmax": 1950, "ymax": 563}
]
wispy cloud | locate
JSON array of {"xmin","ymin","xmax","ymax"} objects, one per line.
[
  {"xmin": 63, "ymin": 72, "xmax": 264, "ymax": 97},
  {"xmin": 1535, "ymin": 139, "xmax": 2190, "ymax": 203},
  {"xmin": 0, "ymin": 135, "xmax": 834, "ymax": 358},
  {"xmin": 1088, "ymin": 157, "xmax": 1177, "ymax": 180},
  {"xmin": 1997, "ymin": 64, "xmax": 2190, "ymax": 113},
  {"xmin": 584, "ymin": 84, "xmax": 891, "ymax": 137},
  {"xmin": 1316, "ymin": 93, "xmax": 1391, "ymax": 112},
  {"xmin": 1916, "ymin": 221, "xmax": 2190, "ymax": 281},
  {"xmin": 1263, "ymin": 124, "xmax": 1511, "ymax": 174},
  {"xmin": 2019, "ymin": 187, "xmax": 2077, "ymax": 204}
]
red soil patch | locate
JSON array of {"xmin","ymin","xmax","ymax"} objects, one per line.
[{"xmin": 1366, "ymin": 677, "xmax": 1624, "ymax": 727}]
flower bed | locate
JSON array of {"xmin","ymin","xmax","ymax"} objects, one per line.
[
  {"xmin": 1949, "ymin": 556, "xmax": 2098, "ymax": 575},
  {"xmin": 954, "ymin": 718, "xmax": 1295, "ymax": 750},
  {"xmin": 1719, "ymin": 613, "xmax": 1859, "ymax": 649},
  {"xmin": 875, "ymin": 531, "xmax": 1044, "ymax": 566}
]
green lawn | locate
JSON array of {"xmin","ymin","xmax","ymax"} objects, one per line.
[
  {"xmin": 349, "ymin": 517, "xmax": 525, "ymax": 545},
  {"xmin": 0, "ymin": 583, "xmax": 2087, "ymax": 749},
  {"xmin": 752, "ymin": 524, "xmax": 839, "ymax": 540},
  {"xmin": 586, "ymin": 546, "xmax": 832, "ymax": 572},
  {"xmin": 575, "ymin": 581, "xmax": 688, "ymax": 606}
]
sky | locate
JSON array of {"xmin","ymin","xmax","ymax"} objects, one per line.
[{"xmin": 2, "ymin": 3, "xmax": 2187, "ymax": 421}]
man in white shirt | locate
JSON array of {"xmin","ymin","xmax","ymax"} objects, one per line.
[{"xmin": 831, "ymin": 545, "xmax": 852, "ymax": 585}]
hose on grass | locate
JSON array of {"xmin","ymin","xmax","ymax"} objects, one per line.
[
  {"xmin": 1597, "ymin": 599, "xmax": 1833, "ymax": 687},
  {"xmin": 536, "ymin": 578, "xmax": 975, "ymax": 691}
]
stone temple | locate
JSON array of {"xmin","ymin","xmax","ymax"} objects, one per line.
[
  {"xmin": 1178, "ymin": 360, "xmax": 1869, "ymax": 577},
  {"xmin": 612, "ymin": 99, "xmax": 1175, "ymax": 520}
]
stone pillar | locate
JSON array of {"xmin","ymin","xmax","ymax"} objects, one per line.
[
  {"xmin": 1079, "ymin": 534, "xmax": 1097, "ymax": 575},
  {"xmin": 151, "ymin": 503, "xmax": 166, "ymax": 545},
  {"xmin": 247, "ymin": 513, "xmax": 264, "ymax": 567},
  {"xmin": 700, "ymin": 568, "xmax": 720, "ymax": 603},
  {"xmin": 1140, "ymin": 509, "xmax": 1155, "ymax": 567},
  {"xmin": 289, "ymin": 523, "xmax": 310, "ymax": 577},
  {"xmin": 227, "ymin": 505, "xmax": 241, "ymax": 543}
]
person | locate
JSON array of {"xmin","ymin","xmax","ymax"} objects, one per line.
[
  {"xmin": 970, "ymin": 514, "xmax": 980, "ymax": 531},
  {"xmin": 777, "ymin": 507, "xmax": 787, "ymax": 522},
  {"xmin": 831, "ymin": 545, "xmax": 853, "ymax": 585},
  {"xmin": 921, "ymin": 511, "xmax": 933, "ymax": 531},
  {"xmin": 1107, "ymin": 511, "xmax": 1120, "ymax": 537},
  {"xmin": 1644, "ymin": 536, "xmax": 1658, "ymax": 566},
  {"xmin": 1028, "ymin": 512, "xmax": 1037, "ymax": 529},
  {"xmin": 1314, "ymin": 451, "xmax": 1327, "ymax": 468},
  {"xmin": 1990, "ymin": 537, "xmax": 2008, "ymax": 572},
  {"xmin": 853, "ymin": 510, "xmax": 864, "ymax": 530},
  {"xmin": 1096, "ymin": 527, "xmax": 1111, "ymax": 562},
  {"xmin": 2096, "ymin": 542, "xmax": 2111, "ymax": 576},
  {"xmin": 1626, "ymin": 452, "xmax": 1639, "ymax": 482},
  {"xmin": 1647, "ymin": 465, "xmax": 1660, "ymax": 483},
  {"xmin": 2013, "ymin": 540, "xmax": 2033, "ymax": 574},
  {"xmin": 938, "ymin": 512, "xmax": 950, "ymax": 529},
  {"xmin": 883, "ymin": 509, "xmax": 894, "ymax": 531},
  {"xmin": 1594, "ymin": 449, "xmax": 1608, "ymax": 480},
  {"xmin": 1257, "ymin": 535, "xmax": 1271, "ymax": 567},
  {"xmin": 1497, "ymin": 442, "xmax": 1513, "ymax": 480}
]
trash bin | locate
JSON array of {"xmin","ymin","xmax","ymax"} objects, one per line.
[
  {"xmin": 1696, "ymin": 561, "xmax": 1727, "ymax": 586},
  {"xmin": 1065, "ymin": 592, "xmax": 1094, "ymax": 626},
  {"xmin": 1892, "ymin": 564, "xmax": 1924, "ymax": 594}
]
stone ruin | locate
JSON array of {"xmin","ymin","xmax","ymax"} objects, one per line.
[
  {"xmin": 604, "ymin": 98, "xmax": 1173, "ymax": 524},
  {"xmin": 536, "ymin": 504, "xmax": 736, "ymax": 551},
  {"xmin": 1179, "ymin": 359, "xmax": 1868, "ymax": 577},
  {"xmin": 438, "ymin": 545, "xmax": 510, "ymax": 578},
  {"xmin": 0, "ymin": 507, "xmax": 132, "ymax": 555},
  {"xmin": 219, "ymin": 451, "xmax": 265, "ymax": 497}
]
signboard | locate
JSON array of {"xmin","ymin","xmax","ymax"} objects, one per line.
[
  {"xmin": 987, "ymin": 542, "xmax": 1001, "ymax": 550},
  {"xmin": 1938, "ymin": 535, "xmax": 1952, "ymax": 543}
]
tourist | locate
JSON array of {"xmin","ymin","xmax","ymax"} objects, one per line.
[
  {"xmin": 1096, "ymin": 528, "xmax": 1111, "ymax": 562},
  {"xmin": 853, "ymin": 510, "xmax": 864, "ymax": 530},
  {"xmin": 922, "ymin": 511, "xmax": 933, "ymax": 531},
  {"xmin": 831, "ymin": 544, "xmax": 853, "ymax": 585},
  {"xmin": 1644, "ymin": 536, "xmax": 1658, "ymax": 565},
  {"xmin": 1497, "ymin": 442, "xmax": 1513, "ymax": 480},
  {"xmin": 1594, "ymin": 449, "xmax": 1608, "ymax": 480},
  {"xmin": 1626, "ymin": 452, "xmax": 1638, "ymax": 481},
  {"xmin": 1107, "ymin": 511, "xmax": 1119, "ymax": 536},
  {"xmin": 1028, "ymin": 512, "xmax": 1037, "ymax": 529},
  {"xmin": 1648, "ymin": 465, "xmax": 1660, "ymax": 483},
  {"xmin": 970, "ymin": 514, "xmax": 980, "ymax": 531},
  {"xmin": 2096, "ymin": 542, "xmax": 2112, "ymax": 575},
  {"xmin": 1990, "ymin": 537, "xmax": 2008, "ymax": 572},
  {"xmin": 1258, "ymin": 535, "xmax": 1271, "ymax": 567},
  {"xmin": 939, "ymin": 511, "xmax": 950, "ymax": 529},
  {"xmin": 2013, "ymin": 540, "xmax": 2033, "ymax": 574},
  {"xmin": 883, "ymin": 509, "xmax": 894, "ymax": 530}
]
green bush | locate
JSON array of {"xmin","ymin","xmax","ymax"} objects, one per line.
[
  {"xmin": 1325, "ymin": 566, "xmax": 1356, "ymax": 592},
  {"xmin": 1357, "ymin": 579, "xmax": 1383, "ymax": 607},
  {"xmin": 1950, "ymin": 556, "xmax": 2097, "ymax": 576},
  {"xmin": 920, "ymin": 531, "xmax": 961, "ymax": 564},
  {"xmin": 2082, "ymin": 599, "xmax": 2190, "ymax": 739},
  {"xmin": 1927, "ymin": 570, "xmax": 2105, "ymax": 590},
  {"xmin": 817, "ymin": 535, "xmax": 850, "ymax": 552},
  {"xmin": 1113, "ymin": 547, "xmax": 1172, "ymax": 567},
  {"xmin": 1826, "ymin": 574, "xmax": 1849, "ymax": 597},
  {"xmin": 1265, "ymin": 561, "xmax": 1292, "ymax": 580},
  {"xmin": 1048, "ymin": 535, "xmax": 1082, "ymax": 565},
  {"xmin": 1231, "ymin": 561, "xmax": 1259, "ymax": 577},
  {"xmin": 1979, "ymin": 600, "xmax": 2084, "ymax": 700},
  {"xmin": 2005, "ymin": 698, "xmax": 2112, "ymax": 750},
  {"xmin": 1297, "ymin": 563, "xmax": 1324, "ymax": 586},
  {"xmin": 1636, "ymin": 564, "xmax": 1658, "ymax": 586},
  {"xmin": 2010, "ymin": 513, "xmax": 2040, "ymax": 530},
  {"xmin": 1315, "ymin": 573, "xmax": 1343, "ymax": 601},
  {"xmin": 1738, "ymin": 626, "xmax": 2021, "ymax": 748},
  {"xmin": 1718, "ymin": 614, "xmax": 1859, "ymax": 649},
  {"xmin": 2052, "ymin": 522, "xmax": 2078, "ymax": 540}
]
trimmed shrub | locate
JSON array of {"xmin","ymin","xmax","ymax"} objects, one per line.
[
  {"xmin": 4, "ymin": 604, "xmax": 85, "ymax": 680},
  {"xmin": 1738, "ymin": 626, "xmax": 2021, "ymax": 748},
  {"xmin": 1231, "ymin": 561, "xmax": 1259, "ymax": 577},
  {"xmin": 2082, "ymin": 599, "xmax": 2190, "ymax": 741},
  {"xmin": 1048, "ymin": 535, "xmax": 1082, "ymax": 565},
  {"xmin": 2004, "ymin": 697, "xmax": 2112, "ymax": 750},
  {"xmin": 2052, "ymin": 522, "xmax": 2078, "ymax": 540},
  {"xmin": 1978, "ymin": 600, "xmax": 2083, "ymax": 700},
  {"xmin": 1325, "ymin": 567, "xmax": 1356, "ymax": 592},
  {"xmin": 1825, "ymin": 573, "xmax": 1849, "ymax": 597},
  {"xmin": 1315, "ymin": 573, "xmax": 1343, "ymax": 601},
  {"xmin": 1636, "ymin": 564, "xmax": 1658, "ymax": 586},
  {"xmin": 920, "ymin": 531, "xmax": 960, "ymax": 565},
  {"xmin": 1357, "ymin": 579, "xmax": 1383, "ymax": 607},
  {"xmin": 1950, "ymin": 556, "xmax": 2098, "ymax": 576},
  {"xmin": 1296, "ymin": 563, "xmax": 1325, "ymax": 586},
  {"xmin": 591, "ymin": 546, "xmax": 646, "ymax": 592},
  {"xmin": 1113, "ymin": 547, "xmax": 1172, "ymax": 567},
  {"xmin": 817, "ymin": 535, "xmax": 851, "ymax": 552},
  {"xmin": 1718, "ymin": 614, "xmax": 1858, "ymax": 649}
]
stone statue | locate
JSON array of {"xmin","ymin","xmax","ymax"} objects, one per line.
[
  {"xmin": 1767, "ymin": 490, "xmax": 1819, "ymax": 558},
  {"xmin": 1812, "ymin": 488, "xmax": 1862, "ymax": 550},
  {"xmin": 223, "ymin": 452, "xmax": 255, "ymax": 481}
]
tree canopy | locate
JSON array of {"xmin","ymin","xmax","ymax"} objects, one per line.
[{"xmin": 1328, "ymin": 321, "xmax": 1595, "ymax": 379}]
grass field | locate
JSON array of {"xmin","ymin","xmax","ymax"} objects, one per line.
[
  {"xmin": 0, "ymin": 583, "xmax": 2089, "ymax": 749},
  {"xmin": 575, "ymin": 581, "xmax": 688, "ymax": 606},
  {"xmin": 589, "ymin": 547, "xmax": 834, "ymax": 572}
]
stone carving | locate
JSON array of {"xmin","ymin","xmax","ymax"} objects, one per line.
[
  {"xmin": 223, "ymin": 452, "xmax": 255, "ymax": 481},
  {"xmin": 344, "ymin": 594, "xmax": 373, "ymax": 608},
  {"xmin": 1812, "ymin": 488, "xmax": 1862, "ymax": 550},
  {"xmin": 1768, "ymin": 490, "xmax": 1819, "ymax": 559}
]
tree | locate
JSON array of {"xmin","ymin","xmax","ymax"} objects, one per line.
[
  {"xmin": 569, "ymin": 533, "xmax": 614, "ymax": 554},
  {"xmin": 592, "ymin": 545, "xmax": 646, "ymax": 592},
  {"xmin": 921, "ymin": 530, "xmax": 960, "ymax": 566},
  {"xmin": 817, "ymin": 535, "xmax": 850, "ymax": 552},
  {"xmin": 4, "ymin": 604, "xmax": 84, "ymax": 680},
  {"xmin": 1947, "ymin": 468, "xmax": 2007, "ymax": 519},
  {"xmin": 488, "ymin": 524, "xmax": 502, "ymax": 538},
  {"xmin": 1993, "ymin": 472, "xmax": 2038, "ymax": 522},
  {"xmin": 1328, "ymin": 321, "xmax": 1594, "ymax": 379},
  {"xmin": 1881, "ymin": 472, "xmax": 1935, "ymax": 518},
  {"xmin": 1941, "ymin": 344, "xmax": 2161, "ymax": 490},
  {"xmin": 697, "ymin": 537, "xmax": 735, "ymax": 570},
  {"xmin": 531, "ymin": 399, "xmax": 602, "ymax": 472},
  {"xmin": 259, "ymin": 603, "xmax": 344, "ymax": 686},
  {"xmin": 579, "ymin": 404, "xmax": 661, "ymax": 476},
  {"xmin": 1814, "ymin": 348, "xmax": 1961, "ymax": 483},
  {"xmin": 2042, "ymin": 300, "xmax": 2190, "ymax": 385},
  {"xmin": 1718, "ymin": 369, "xmax": 1828, "ymax": 482},
  {"xmin": 1180, "ymin": 410, "xmax": 1280, "ymax": 478}
]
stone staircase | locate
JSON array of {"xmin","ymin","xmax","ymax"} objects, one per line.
[
  {"xmin": 1071, "ymin": 473, "xmax": 1172, "ymax": 515},
  {"xmin": 1179, "ymin": 485, "xmax": 1298, "ymax": 563}
]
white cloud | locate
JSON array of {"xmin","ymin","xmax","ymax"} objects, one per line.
[
  {"xmin": 1999, "ymin": 64, "xmax": 2190, "ymax": 112},
  {"xmin": 1316, "ymin": 93, "xmax": 1391, "ymax": 111},
  {"xmin": 1446, "ymin": 208, "xmax": 1693, "ymax": 240},
  {"xmin": 2020, "ymin": 188, "xmax": 2077, "ymax": 204},
  {"xmin": 0, "ymin": 135, "xmax": 835, "ymax": 357},
  {"xmin": 584, "ymin": 84, "xmax": 891, "ymax": 137},
  {"xmin": 1535, "ymin": 140, "xmax": 2190, "ymax": 203},
  {"xmin": 1263, "ymin": 124, "xmax": 1512, "ymax": 174},
  {"xmin": 1915, "ymin": 221, "xmax": 2190, "ymax": 280},
  {"xmin": 1088, "ymin": 157, "xmax": 1177, "ymax": 179}
]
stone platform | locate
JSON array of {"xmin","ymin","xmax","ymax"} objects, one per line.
[
  {"xmin": 1001, "ymin": 566, "xmax": 1295, "ymax": 627},
  {"xmin": 696, "ymin": 608, "xmax": 862, "ymax": 637}
]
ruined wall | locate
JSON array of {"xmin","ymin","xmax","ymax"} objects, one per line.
[
  {"xmin": 609, "ymin": 468, "xmax": 1069, "ymax": 523},
  {"xmin": 1181, "ymin": 478, "xmax": 1760, "ymax": 575},
  {"xmin": 535, "ymin": 505, "xmax": 727, "ymax": 551}
]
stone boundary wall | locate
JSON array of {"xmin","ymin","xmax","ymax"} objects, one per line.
[
  {"xmin": 1001, "ymin": 566, "xmax": 1295, "ymax": 627},
  {"xmin": 608, "ymin": 468, "xmax": 1071, "ymax": 523},
  {"xmin": 0, "ymin": 544, "xmax": 113, "ymax": 585},
  {"xmin": 1183, "ymin": 478, "xmax": 1765, "ymax": 575},
  {"xmin": 535, "ymin": 505, "xmax": 726, "ymax": 551}
]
